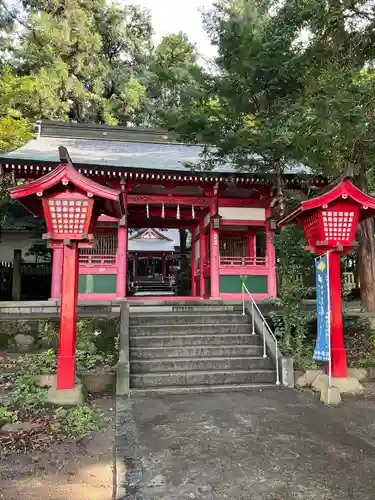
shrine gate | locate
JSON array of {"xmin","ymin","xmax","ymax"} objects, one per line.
[{"xmin": 0, "ymin": 120, "xmax": 326, "ymax": 301}]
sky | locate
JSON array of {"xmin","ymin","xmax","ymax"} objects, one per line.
[{"xmin": 125, "ymin": 0, "xmax": 216, "ymax": 59}]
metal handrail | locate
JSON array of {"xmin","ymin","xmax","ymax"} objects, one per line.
[{"xmin": 242, "ymin": 282, "xmax": 280, "ymax": 385}]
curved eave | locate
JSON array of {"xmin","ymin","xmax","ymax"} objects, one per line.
[
  {"xmin": 1, "ymin": 160, "xmax": 328, "ymax": 188},
  {"xmin": 9, "ymin": 162, "xmax": 123, "ymax": 220},
  {"xmin": 9, "ymin": 162, "xmax": 120, "ymax": 201},
  {"xmin": 278, "ymin": 206, "xmax": 303, "ymax": 226},
  {"xmin": 279, "ymin": 179, "xmax": 375, "ymax": 226}
]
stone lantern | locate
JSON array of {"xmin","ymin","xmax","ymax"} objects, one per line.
[
  {"xmin": 9, "ymin": 148, "xmax": 123, "ymax": 397},
  {"xmin": 279, "ymin": 178, "xmax": 375, "ymax": 378}
]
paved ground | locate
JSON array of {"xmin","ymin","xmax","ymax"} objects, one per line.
[{"xmin": 116, "ymin": 388, "xmax": 375, "ymax": 500}]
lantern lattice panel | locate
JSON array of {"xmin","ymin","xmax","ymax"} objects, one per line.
[
  {"xmin": 322, "ymin": 210, "xmax": 355, "ymax": 242},
  {"xmin": 48, "ymin": 199, "xmax": 89, "ymax": 234}
]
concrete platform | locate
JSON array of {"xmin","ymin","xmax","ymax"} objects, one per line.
[{"xmin": 115, "ymin": 389, "xmax": 375, "ymax": 499}]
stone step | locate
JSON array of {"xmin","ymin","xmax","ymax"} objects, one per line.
[
  {"xmin": 130, "ymin": 344, "xmax": 264, "ymax": 359},
  {"xmin": 135, "ymin": 285, "xmax": 172, "ymax": 291},
  {"xmin": 130, "ymin": 383, "xmax": 281, "ymax": 396},
  {"xmin": 131, "ymin": 369, "xmax": 276, "ymax": 388},
  {"xmin": 130, "ymin": 313, "xmax": 249, "ymax": 326},
  {"xmin": 130, "ymin": 323, "xmax": 251, "ymax": 336},
  {"xmin": 129, "ymin": 304, "xmax": 243, "ymax": 314},
  {"xmin": 131, "ymin": 356, "xmax": 272, "ymax": 372},
  {"xmin": 130, "ymin": 333, "xmax": 262, "ymax": 348}
]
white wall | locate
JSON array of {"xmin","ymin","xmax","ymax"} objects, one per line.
[
  {"xmin": 218, "ymin": 207, "xmax": 266, "ymax": 221},
  {"xmin": 0, "ymin": 233, "xmax": 43, "ymax": 263}
]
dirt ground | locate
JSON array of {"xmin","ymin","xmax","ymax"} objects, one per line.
[{"xmin": 0, "ymin": 396, "xmax": 114, "ymax": 500}]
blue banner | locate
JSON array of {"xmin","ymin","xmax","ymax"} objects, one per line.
[{"xmin": 313, "ymin": 254, "xmax": 330, "ymax": 361}]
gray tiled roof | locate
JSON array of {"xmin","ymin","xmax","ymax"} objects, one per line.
[
  {"xmin": 0, "ymin": 120, "xmax": 311, "ymax": 175},
  {"xmin": 128, "ymin": 239, "xmax": 177, "ymax": 252},
  {"xmin": 0, "ymin": 214, "xmax": 42, "ymax": 232},
  {"xmin": 1, "ymin": 136, "xmax": 219, "ymax": 172},
  {"xmin": 128, "ymin": 229, "xmax": 180, "ymax": 252}
]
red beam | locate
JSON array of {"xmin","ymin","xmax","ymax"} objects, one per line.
[
  {"xmin": 220, "ymin": 219, "xmax": 266, "ymax": 227},
  {"xmin": 128, "ymin": 207, "xmax": 205, "ymax": 219},
  {"xmin": 128, "ymin": 220, "xmax": 197, "ymax": 229},
  {"xmin": 128, "ymin": 194, "xmax": 210, "ymax": 207}
]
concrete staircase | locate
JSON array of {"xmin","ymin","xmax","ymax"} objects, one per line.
[
  {"xmin": 133, "ymin": 278, "xmax": 175, "ymax": 296},
  {"xmin": 129, "ymin": 302, "xmax": 277, "ymax": 395}
]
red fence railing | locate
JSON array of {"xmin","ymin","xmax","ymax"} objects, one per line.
[
  {"xmin": 220, "ymin": 256, "xmax": 267, "ymax": 267},
  {"xmin": 79, "ymin": 254, "xmax": 116, "ymax": 266}
]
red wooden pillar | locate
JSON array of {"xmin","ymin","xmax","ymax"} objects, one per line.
[
  {"xmin": 56, "ymin": 242, "xmax": 79, "ymax": 390},
  {"xmin": 191, "ymin": 230, "xmax": 196, "ymax": 297},
  {"xmin": 266, "ymin": 209, "xmax": 277, "ymax": 297},
  {"xmin": 328, "ymin": 251, "xmax": 348, "ymax": 378},
  {"xmin": 210, "ymin": 198, "xmax": 220, "ymax": 298},
  {"xmin": 199, "ymin": 220, "xmax": 206, "ymax": 298},
  {"xmin": 248, "ymin": 229, "xmax": 255, "ymax": 263},
  {"xmin": 116, "ymin": 217, "xmax": 127, "ymax": 298},
  {"xmin": 51, "ymin": 246, "xmax": 63, "ymax": 299}
]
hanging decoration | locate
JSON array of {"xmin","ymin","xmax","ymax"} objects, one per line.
[
  {"xmin": 161, "ymin": 202, "xmax": 165, "ymax": 219},
  {"xmin": 176, "ymin": 203, "xmax": 180, "ymax": 220},
  {"xmin": 146, "ymin": 203, "xmax": 149, "ymax": 218},
  {"xmin": 192, "ymin": 204, "xmax": 195, "ymax": 219}
]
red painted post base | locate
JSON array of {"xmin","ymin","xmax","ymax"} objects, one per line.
[
  {"xmin": 56, "ymin": 242, "xmax": 79, "ymax": 390},
  {"xmin": 56, "ymin": 356, "xmax": 75, "ymax": 390},
  {"xmin": 328, "ymin": 251, "xmax": 348, "ymax": 378}
]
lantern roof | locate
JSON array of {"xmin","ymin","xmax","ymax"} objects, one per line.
[
  {"xmin": 9, "ymin": 153, "xmax": 123, "ymax": 219},
  {"xmin": 279, "ymin": 179, "xmax": 375, "ymax": 226}
]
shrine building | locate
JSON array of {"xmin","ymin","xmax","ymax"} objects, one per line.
[{"xmin": 0, "ymin": 120, "xmax": 326, "ymax": 301}]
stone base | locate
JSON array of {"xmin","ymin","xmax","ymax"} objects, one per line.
[
  {"xmin": 347, "ymin": 367, "xmax": 368, "ymax": 381},
  {"xmin": 47, "ymin": 383, "xmax": 86, "ymax": 406},
  {"xmin": 80, "ymin": 371, "xmax": 115, "ymax": 394},
  {"xmin": 312, "ymin": 374, "xmax": 363, "ymax": 394},
  {"xmin": 34, "ymin": 373, "xmax": 57, "ymax": 388},
  {"xmin": 295, "ymin": 369, "xmax": 323, "ymax": 388},
  {"xmin": 320, "ymin": 385, "xmax": 341, "ymax": 406}
]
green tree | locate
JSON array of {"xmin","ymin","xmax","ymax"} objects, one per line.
[
  {"xmin": 168, "ymin": 0, "xmax": 314, "ymax": 215},
  {"xmin": 284, "ymin": 1, "xmax": 375, "ymax": 312},
  {"xmin": 143, "ymin": 32, "xmax": 206, "ymax": 127},
  {"xmin": 15, "ymin": 0, "xmax": 153, "ymax": 124}
]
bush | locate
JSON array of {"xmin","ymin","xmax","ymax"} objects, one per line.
[
  {"xmin": 15, "ymin": 317, "xmax": 119, "ymax": 375},
  {"xmin": 0, "ymin": 406, "xmax": 17, "ymax": 426},
  {"xmin": 38, "ymin": 319, "xmax": 119, "ymax": 373},
  {"xmin": 10, "ymin": 375, "xmax": 47, "ymax": 414},
  {"xmin": 17, "ymin": 349, "xmax": 57, "ymax": 375},
  {"xmin": 51, "ymin": 405, "xmax": 101, "ymax": 438},
  {"xmin": 269, "ymin": 310, "xmax": 375, "ymax": 369}
]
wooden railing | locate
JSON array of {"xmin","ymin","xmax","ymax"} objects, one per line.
[
  {"xmin": 79, "ymin": 254, "xmax": 116, "ymax": 266},
  {"xmin": 220, "ymin": 256, "xmax": 267, "ymax": 267}
]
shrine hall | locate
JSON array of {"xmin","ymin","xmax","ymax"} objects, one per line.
[{"xmin": 0, "ymin": 120, "xmax": 326, "ymax": 301}]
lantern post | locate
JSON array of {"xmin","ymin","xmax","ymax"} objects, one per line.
[
  {"xmin": 8, "ymin": 149, "xmax": 123, "ymax": 400},
  {"xmin": 279, "ymin": 179, "xmax": 375, "ymax": 379}
]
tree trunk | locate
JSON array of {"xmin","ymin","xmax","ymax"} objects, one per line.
[
  {"xmin": 273, "ymin": 156, "xmax": 284, "ymax": 217},
  {"xmin": 357, "ymin": 217, "xmax": 375, "ymax": 311},
  {"xmin": 356, "ymin": 163, "xmax": 375, "ymax": 312}
]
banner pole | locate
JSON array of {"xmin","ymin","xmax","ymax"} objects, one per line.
[{"xmin": 327, "ymin": 250, "xmax": 332, "ymax": 388}]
